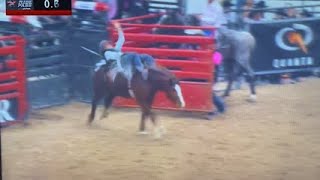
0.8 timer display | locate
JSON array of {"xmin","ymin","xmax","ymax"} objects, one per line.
[
  {"xmin": 33, "ymin": 0, "xmax": 71, "ymax": 10},
  {"xmin": 6, "ymin": 0, "xmax": 72, "ymax": 15}
]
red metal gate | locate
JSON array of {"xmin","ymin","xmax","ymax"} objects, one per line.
[
  {"xmin": 0, "ymin": 35, "xmax": 28, "ymax": 127},
  {"xmin": 109, "ymin": 14, "xmax": 216, "ymax": 112}
]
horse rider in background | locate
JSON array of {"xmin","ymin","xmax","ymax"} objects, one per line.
[{"xmin": 201, "ymin": 0, "xmax": 228, "ymax": 36}]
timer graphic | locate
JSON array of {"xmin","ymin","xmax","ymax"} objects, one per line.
[
  {"xmin": 33, "ymin": 0, "xmax": 70, "ymax": 10},
  {"xmin": 43, "ymin": 0, "xmax": 59, "ymax": 9},
  {"xmin": 6, "ymin": 0, "xmax": 71, "ymax": 15}
]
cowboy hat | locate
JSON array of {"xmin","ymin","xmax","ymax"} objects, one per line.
[
  {"xmin": 222, "ymin": 0, "xmax": 234, "ymax": 8},
  {"xmin": 254, "ymin": 0, "xmax": 268, "ymax": 8}
]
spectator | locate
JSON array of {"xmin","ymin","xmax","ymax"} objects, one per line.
[
  {"xmin": 223, "ymin": 0, "xmax": 238, "ymax": 28},
  {"xmin": 300, "ymin": 9, "xmax": 313, "ymax": 18},
  {"xmin": 254, "ymin": 0, "xmax": 267, "ymax": 19},
  {"xmin": 273, "ymin": 9, "xmax": 287, "ymax": 20},
  {"xmin": 114, "ymin": 0, "xmax": 133, "ymax": 19},
  {"xmin": 242, "ymin": 0, "xmax": 255, "ymax": 20},
  {"xmin": 243, "ymin": 0, "xmax": 267, "ymax": 22},
  {"xmin": 247, "ymin": 11, "xmax": 263, "ymax": 21},
  {"xmin": 206, "ymin": 94, "xmax": 226, "ymax": 119},
  {"xmin": 114, "ymin": 0, "xmax": 149, "ymax": 18},
  {"xmin": 133, "ymin": 0, "xmax": 150, "ymax": 16},
  {"xmin": 201, "ymin": 0, "xmax": 227, "ymax": 37},
  {"xmin": 154, "ymin": 9, "xmax": 185, "ymax": 35},
  {"xmin": 236, "ymin": 0, "xmax": 247, "ymax": 10},
  {"xmin": 201, "ymin": 0, "xmax": 227, "ymax": 28},
  {"xmin": 285, "ymin": 3, "xmax": 299, "ymax": 18}
]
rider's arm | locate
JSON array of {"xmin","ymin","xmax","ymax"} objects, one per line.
[{"xmin": 114, "ymin": 23, "xmax": 125, "ymax": 51}]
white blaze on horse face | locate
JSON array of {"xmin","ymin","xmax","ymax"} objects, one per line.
[{"xmin": 174, "ymin": 84, "xmax": 185, "ymax": 108}]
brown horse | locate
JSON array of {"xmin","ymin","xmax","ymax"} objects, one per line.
[{"xmin": 88, "ymin": 63, "xmax": 185, "ymax": 138}]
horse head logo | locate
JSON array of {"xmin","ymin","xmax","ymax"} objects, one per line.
[{"xmin": 275, "ymin": 24, "xmax": 313, "ymax": 54}]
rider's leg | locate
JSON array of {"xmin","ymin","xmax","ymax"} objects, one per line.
[
  {"xmin": 125, "ymin": 68, "xmax": 135, "ymax": 97},
  {"xmin": 133, "ymin": 53, "xmax": 148, "ymax": 80},
  {"xmin": 95, "ymin": 59, "xmax": 106, "ymax": 72},
  {"xmin": 121, "ymin": 53, "xmax": 134, "ymax": 89},
  {"xmin": 127, "ymin": 72, "xmax": 133, "ymax": 89},
  {"xmin": 140, "ymin": 54, "xmax": 156, "ymax": 68}
]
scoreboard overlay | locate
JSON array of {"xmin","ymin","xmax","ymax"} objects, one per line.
[{"xmin": 6, "ymin": 0, "xmax": 72, "ymax": 15}]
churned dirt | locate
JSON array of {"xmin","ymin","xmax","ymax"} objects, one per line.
[{"xmin": 2, "ymin": 78, "xmax": 320, "ymax": 180}]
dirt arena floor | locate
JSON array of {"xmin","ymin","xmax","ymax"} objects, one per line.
[{"xmin": 2, "ymin": 78, "xmax": 320, "ymax": 180}]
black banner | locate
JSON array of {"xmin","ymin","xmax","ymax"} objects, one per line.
[{"xmin": 249, "ymin": 18, "xmax": 320, "ymax": 74}]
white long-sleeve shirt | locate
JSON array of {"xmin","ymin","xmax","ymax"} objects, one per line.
[
  {"xmin": 103, "ymin": 28, "xmax": 125, "ymax": 71},
  {"xmin": 201, "ymin": 1, "xmax": 227, "ymax": 28}
]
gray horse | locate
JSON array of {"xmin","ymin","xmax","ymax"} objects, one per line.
[
  {"xmin": 216, "ymin": 27, "xmax": 257, "ymax": 101},
  {"xmin": 154, "ymin": 12, "xmax": 257, "ymax": 101}
]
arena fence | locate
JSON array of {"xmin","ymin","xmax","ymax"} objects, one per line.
[
  {"xmin": 0, "ymin": 35, "xmax": 28, "ymax": 127},
  {"xmin": 0, "ymin": 21, "xmax": 70, "ymax": 109},
  {"xmin": 69, "ymin": 3, "xmax": 109, "ymax": 102},
  {"xmin": 69, "ymin": 27, "xmax": 108, "ymax": 103}
]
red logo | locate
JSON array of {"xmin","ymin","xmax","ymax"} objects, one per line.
[{"xmin": 7, "ymin": 0, "xmax": 17, "ymax": 7}]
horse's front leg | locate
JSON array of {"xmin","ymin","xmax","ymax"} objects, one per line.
[
  {"xmin": 149, "ymin": 111, "xmax": 160, "ymax": 139},
  {"xmin": 139, "ymin": 108, "xmax": 164, "ymax": 139},
  {"xmin": 223, "ymin": 74, "xmax": 233, "ymax": 97},
  {"xmin": 100, "ymin": 94, "xmax": 114, "ymax": 120},
  {"xmin": 223, "ymin": 62, "xmax": 241, "ymax": 97},
  {"xmin": 138, "ymin": 110, "xmax": 148, "ymax": 135},
  {"xmin": 150, "ymin": 112, "xmax": 166, "ymax": 139},
  {"xmin": 88, "ymin": 90, "xmax": 105, "ymax": 125},
  {"xmin": 239, "ymin": 61, "xmax": 257, "ymax": 102},
  {"xmin": 223, "ymin": 65, "xmax": 236, "ymax": 97},
  {"xmin": 246, "ymin": 71, "xmax": 257, "ymax": 102}
]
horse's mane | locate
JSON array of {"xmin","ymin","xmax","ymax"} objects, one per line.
[{"xmin": 149, "ymin": 66, "xmax": 177, "ymax": 80}]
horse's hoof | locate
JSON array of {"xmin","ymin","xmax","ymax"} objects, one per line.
[
  {"xmin": 138, "ymin": 131, "xmax": 149, "ymax": 135},
  {"xmin": 153, "ymin": 133, "xmax": 162, "ymax": 140},
  {"xmin": 153, "ymin": 128, "xmax": 162, "ymax": 139},
  {"xmin": 247, "ymin": 94, "xmax": 257, "ymax": 103},
  {"xmin": 99, "ymin": 115, "xmax": 108, "ymax": 120},
  {"xmin": 159, "ymin": 126, "xmax": 167, "ymax": 135},
  {"xmin": 100, "ymin": 109, "xmax": 109, "ymax": 120},
  {"xmin": 87, "ymin": 116, "xmax": 94, "ymax": 126}
]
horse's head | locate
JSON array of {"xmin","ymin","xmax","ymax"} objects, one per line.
[{"xmin": 148, "ymin": 67, "xmax": 186, "ymax": 108}]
